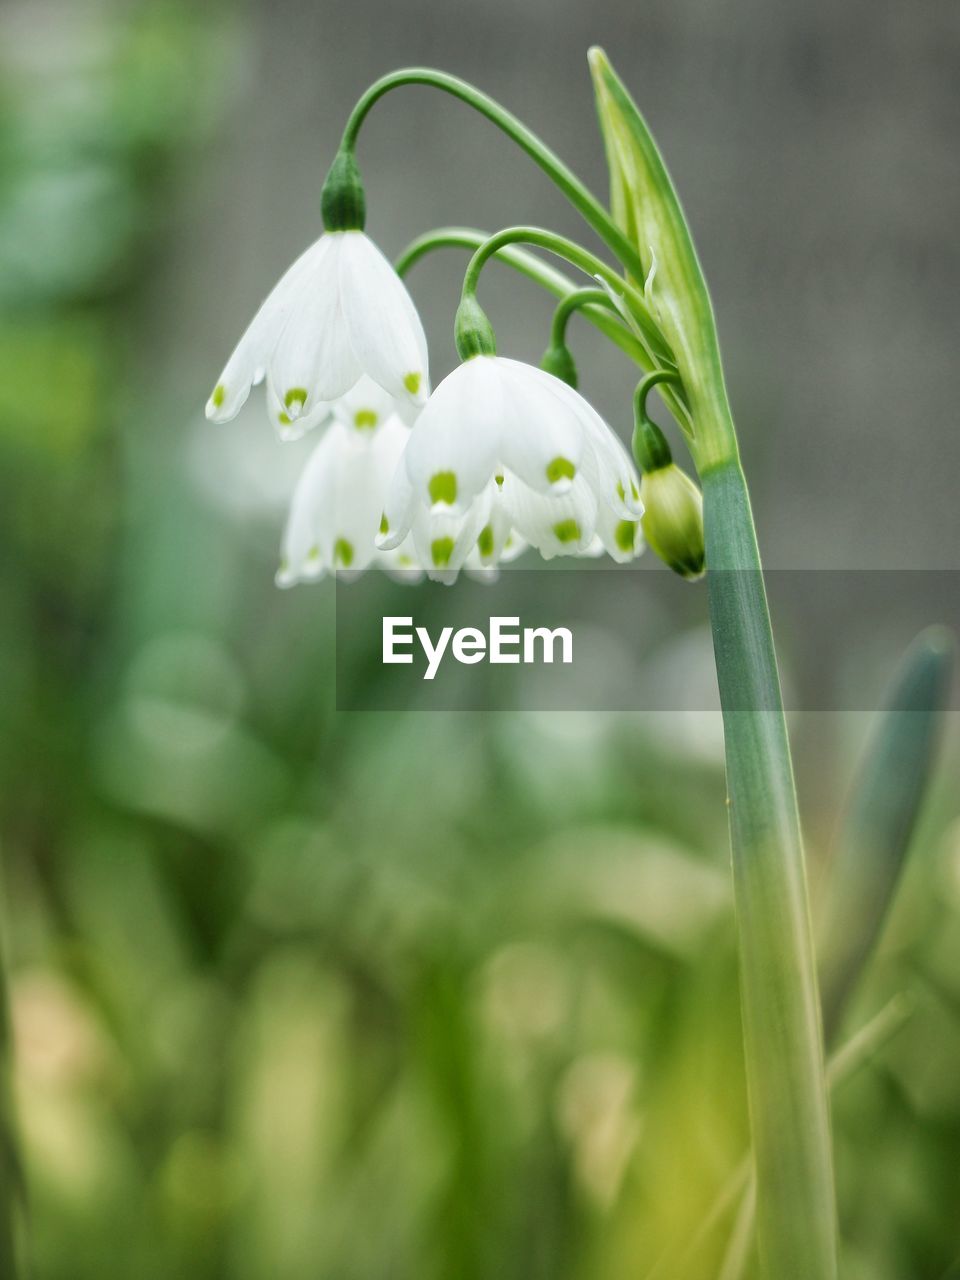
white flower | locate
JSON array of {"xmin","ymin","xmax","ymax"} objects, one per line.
[
  {"xmin": 277, "ymin": 411, "xmax": 418, "ymax": 586},
  {"xmin": 205, "ymin": 231, "xmax": 429, "ymax": 431},
  {"xmin": 377, "ymin": 356, "xmax": 644, "ymax": 578}
]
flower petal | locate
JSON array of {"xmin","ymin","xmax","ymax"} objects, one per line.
[
  {"xmin": 495, "ymin": 359, "xmax": 585, "ymax": 496},
  {"xmin": 266, "ymin": 381, "xmax": 333, "ymax": 441},
  {"xmin": 277, "ymin": 424, "xmax": 343, "ymax": 586},
  {"xmin": 474, "ymin": 479, "xmax": 527, "ymax": 568},
  {"xmin": 206, "ymin": 235, "xmax": 328, "ymax": 423},
  {"xmin": 402, "ymin": 358, "xmax": 502, "ymax": 513},
  {"xmin": 411, "ymin": 491, "xmax": 490, "ymax": 585},
  {"xmin": 325, "ymin": 431, "xmax": 392, "ymax": 574},
  {"xmin": 546, "ymin": 375, "xmax": 642, "ymax": 517},
  {"xmin": 268, "ymin": 234, "xmax": 361, "ymax": 414},
  {"xmin": 338, "ymin": 232, "xmax": 429, "ymax": 406},
  {"xmin": 378, "ymin": 440, "xmax": 419, "ymax": 550},
  {"xmin": 331, "ymin": 374, "xmax": 404, "ymax": 434},
  {"xmin": 502, "ymin": 471, "xmax": 599, "ymax": 560},
  {"xmin": 594, "ymin": 500, "xmax": 645, "ymax": 563}
]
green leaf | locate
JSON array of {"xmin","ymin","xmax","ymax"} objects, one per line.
[
  {"xmin": 589, "ymin": 48, "xmax": 732, "ymax": 463},
  {"xmin": 818, "ymin": 627, "xmax": 955, "ymax": 1038}
]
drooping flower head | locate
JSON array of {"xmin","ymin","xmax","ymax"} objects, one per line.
[
  {"xmin": 205, "ymin": 232, "xmax": 429, "ymax": 433},
  {"xmin": 378, "ymin": 355, "xmax": 644, "ymax": 580},
  {"xmin": 277, "ymin": 391, "xmax": 418, "ymax": 586}
]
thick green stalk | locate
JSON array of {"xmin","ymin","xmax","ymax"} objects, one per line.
[{"xmin": 703, "ymin": 454, "xmax": 838, "ymax": 1280}]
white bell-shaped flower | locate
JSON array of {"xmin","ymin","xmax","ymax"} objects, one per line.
[
  {"xmin": 378, "ymin": 356, "xmax": 643, "ymax": 576},
  {"xmin": 206, "ymin": 231, "xmax": 429, "ymax": 431},
  {"xmin": 277, "ymin": 411, "xmax": 417, "ymax": 586}
]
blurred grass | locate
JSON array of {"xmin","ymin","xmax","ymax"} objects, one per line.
[{"xmin": 0, "ymin": 3, "xmax": 959, "ymax": 1278}]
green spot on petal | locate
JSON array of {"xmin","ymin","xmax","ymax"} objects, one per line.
[
  {"xmin": 285, "ymin": 386, "xmax": 308, "ymax": 409},
  {"xmin": 212, "ymin": 383, "xmax": 226, "ymax": 408},
  {"xmin": 428, "ymin": 471, "xmax": 457, "ymax": 506},
  {"xmin": 546, "ymin": 455, "xmax": 576, "ymax": 485},
  {"xmin": 334, "ymin": 538, "xmax": 354, "ymax": 567},
  {"xmin": 379, "ymin": 513, "xmax": 389, "ymax": 535},
  {"xmin": 404, "ymin": 371, "xmax": 422, "ymax": 396},
  {"xmin": 495, "ymin": 474, "xmax": 504, "ymax": 488},
  {"xmin": 431, "ymin": 537, "xmax": 455, "ymax": 567},
  {"xmin": 553, "ymin": 519, "xmax": 581, "ymax": 544},
  {"xmin": 615, "ymin": 520, "xmax": 637, "ymax": 552},
  {"xmin": 354, "ymin": 409, "xmax": 378, "ymax": 429},
  {"xmin": 616, "ymin": 480, "xmax": 625, "ymax": 501},
  {"xmin": 278, "ymin": 412, "xmax": 292, "ymax": 426},
  {"xmin": 478, "ymin": 524, "xmax": 495, "ymax": 558}
]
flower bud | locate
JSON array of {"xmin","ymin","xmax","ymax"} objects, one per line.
[
  {"xmin": 454, "ymin": 294, "xmax": 497, "ymax": 360},
  {"xmin": 321, "ymin": 147, "xmax": 366, "ymax": 231},
  {"xmin": 540, "ymin": 342, "xmax": 579, "ymax": 388},
  {"xmin": 640, "ymin": 462, "xmax": 705, "ymax": 580}
]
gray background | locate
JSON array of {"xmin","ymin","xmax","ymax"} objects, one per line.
[{"xmin": 172, "ymin": 0, "xmax": 960, "ymax": 570}]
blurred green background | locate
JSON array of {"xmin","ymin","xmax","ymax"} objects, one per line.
[{"xmin": 1, "ymin": 1, "xmax": 958, "ymax": 1277}]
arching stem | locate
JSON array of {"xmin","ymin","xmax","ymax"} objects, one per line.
[
  {"xmin": 395, "ymin": 228, "xmax": 647, "ymax": 367},
  {"xmin": 460, "ymin": 226, "xmax": 690, "ymax": 430},
  {"xmin": 460, "ymin": 225, "xmax": 667, "ymax": 357},
  {"xmin": 339, "ymin": 68, "xmax": 648, "ymax": 280},
  {"xmin": 549, "ymin": 287, "xmax": 618, "ymax": 349}
]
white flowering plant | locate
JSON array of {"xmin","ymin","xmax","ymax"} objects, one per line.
[{"xmin": 202, "ymin": 50, "xmax": 954, "ymax": 1280}]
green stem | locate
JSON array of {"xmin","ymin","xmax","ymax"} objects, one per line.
[
  {"xmin": 459, "ymin": 226, "xmax": 690, "ymax": 430},
  {"xmin": 395, "ymin": 228, "xmax": 649, "ymax": 367},
  {"xmin": 340, "ymin": 68, "xmax": 648, "ymax": 279},
  {"xmin": 633, "ymin": 368, "xmax": 683, "ymax": 427},
  {"xmin": 702, "ymin": 450, "xmax": 838, "ymax": 1280},
  {"xmin": 549, "ymin": 287, "xmax": 617, "ymax": 349},
  {"xmin": 460, "ymin": 225, "xmax": 669, "ymax": 360},
  {"xmin": 396, "ymin": 227, "xmax": 576, "ymax": 290}
]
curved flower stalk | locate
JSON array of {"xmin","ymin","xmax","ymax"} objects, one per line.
[
  {"xmin": 377, "ymin": 354, "xmax": 644, "ymax": 580},
  {"xmin": 205, "ymin": 231, "xmax": 429, "ymax": 431}
]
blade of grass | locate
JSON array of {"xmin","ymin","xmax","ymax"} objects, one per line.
[
  {"xmin": 704, "ymin": 993, "xmax": 914, "ymax": 1280},
  {"xmin": 818, "ymin": 627, "xmax": 955, "ymax": 1038},
  {"xmin": 0, "ymin": 880, "xmax": 23, "ymax": 1279},
  {"xmin": 646, "ymin": 991, "xmax": 914, "ymax": 1280},
  {"xmin": 718, "ymin": 1178, "xmax": 757, "ymax": 1280}
]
